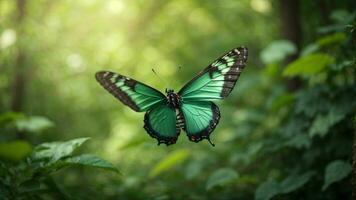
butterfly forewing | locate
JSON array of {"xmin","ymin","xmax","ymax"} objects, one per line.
[
  {"xmin": 95, "ymin": 71, "xmax": 166, "ymax": 112},
  {"xmin": 178, "ymin": 47, "xmax": 248, "ymax": 101}
]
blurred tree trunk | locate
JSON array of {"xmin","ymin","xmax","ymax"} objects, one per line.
[
  {"xmin": 279, "ymin": 0, "xmax": 302, "ymax": 91},
  {"xmin": 12, "ymin": 0, "xmax": 26, "ymax": 112},
  {"xmin": 11, "ymin": 0, "xmax": 27, "ymax": 139}
]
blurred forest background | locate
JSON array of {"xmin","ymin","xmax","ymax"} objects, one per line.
[{"xmin": 0, "ymin": 0, "xmax": 355, "ymax": 199}]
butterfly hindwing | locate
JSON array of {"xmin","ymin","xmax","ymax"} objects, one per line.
[
  {"xmin": 180, "ymin": 101, "xmax": 220, "ymax": 145},
  {"xmin": 178, "ymin": 47, "xmax": 248, "ymax": 101},
  {"xmin": 96, "ymin": 71, "xmax": 166, "ymax": 112},
  {"xmin": 144, "ymin": 104, "xmax": 180, "ymax": 145}
]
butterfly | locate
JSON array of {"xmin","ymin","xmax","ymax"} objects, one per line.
[{"xmin": 95, "ymin": 47, "xmax": 248, "ymax": 146}]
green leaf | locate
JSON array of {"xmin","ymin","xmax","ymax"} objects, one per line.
[
  {"xmin": 330, "ymin": 9, "xmax": 353, "ymax": 24},
  {"xmin": 282, "ymin": 53, "xmax": 334, "ymax": 76},
  {"xmin": 185, "ymin": 160, "xmax": 203, "ymax": 180},
  {"xmin": 269, "ymin": 93, "xmax": 295, "ymax": 111},
  {"xmin": 206, "ymin": 168, "xmax": 239, "ymax": 190},
  {"xmin": 309, "ymin": 108, "xmax": 346, "ymax": 138},
  {"xmin": 280, "ymin": 172, "xmax": 315, "ymax": 193},
  {"xmin": 119, "ymin": 137, "xmax": 146, "ymax": 150},
  {"xmin": 322, "ymin": 160, "xmax": 352, "ymax": 191},
  {"xmin": 32, "ymin": 137, "xmax": 90, "ymax": 162},
  {"xmin": 284, "ymin": 134, "xmax": 311, "ymax": 149},
  {"xmin": 18, "ymin": 179, "xmax": 44, "ymax": 195},
  {"xmin": 15, "ymin": 116, "xmax": 54, "ymax": 133},
  {"xmin": 0, "ymin": 140, "xmax": 32, "ymax": 160},
  {"xmin": 149, "ymin": 149, "xmax": 190, "ymax": 177},
  {"xmin": 300, "ymin": 43, "xmax": 319, "ymax": 56},
  {"xmin": 331, "ymin": 60, "xmax": 355, "ymax": 71},
  {"xmin": 316, "ymin": 32, "xmax": 346, "ymax": 46},
  {"xmin": 260, "ymin": 40, "xmax": 297, "ymax": 64},
  {"xmin": 255, "ymin": 180, "xmax": 280, "ymax": 200},
  {"xmin": 0, "ymin": 112, "xmax": 25, "ymax": 126},
  {"xmin": 63, "ymin": 154, "xmax": 119, "ymax": 173},
  {"xmin": 255, "ymin": 172, "xmax": 314, "ymax": 200}
]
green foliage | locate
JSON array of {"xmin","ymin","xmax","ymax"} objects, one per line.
[
  {"xmin": 0, "ymin": 135, "xmax": 118, "ymax": 199},
  {"xmin": 309, "ymin": 107, "xmax": 347, "ymax": 138},
  {"xmin": 206, "ymin": 168, "xmax": 239, "ymax": 190},
  {"xmin": 0, "ymin": 140, "xmax": 32, "ymax": 160},
  {"xmin": 260, "ymin": 40, "xmax": 297, "ymax": 64},
  {"xmin": 63, "ymin": 154, "xmax": 118, "ymax": 173},
  {"xmin": 255, "ymin": 180, "xmax": 280, "ymax": 200},
  {"xmin": 0, "ymin": 112, "xmax": 25, "ymax": 125},
  {"xmin": 32, "ymin": 137, "xmax": 90, "ymax": 163},
  {"xmin": 316, "ymin": 32, "xmax": 347, "ymax": 46},
  {"xmin": 283, "ymin": 53, "xmax": 335, "ymax": 76},
  {"xmin": 255, "ymin": 172, "xmax": 315, "ymax": 200},
  {"xmin": 279, "ymin": 172, "xmax": 315, "ymax": 193},
  {"xmin": 322, "ymin": 160, "xmax": 352, "ymax": 191},
  {"xmin": 15, "ymin": 116, "xmax": 54, "ymax": 133},
  {"xmin": 149, "ymin": 149, "xmax": 190, "ymax": 177}
]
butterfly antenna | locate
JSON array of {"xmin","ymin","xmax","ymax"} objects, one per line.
[{"xmin": 152, "ymin": 68, "xmax": 169, "ymax": 88}]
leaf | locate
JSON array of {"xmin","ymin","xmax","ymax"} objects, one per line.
[
  {"xmin": 119, "ymin": 137, "xmax": 146, "ymax": 150},
  {"xmin": 284, "ymin": 134, "xmax": 311, "ymax": 149},
  {"xmin": 322, "ymin": 160, "xmax": 352, "ymax": 191},
  {"xmin": 294, "ymin": 86, "xmax": 331, "ymax": 117},
  {"xmin": 206, "ymin": 168, "xmax": 238, "ymax": 190},
  {"xmin": 18, "ymin": 179, "xmax": 45, "ymax": 195},
  {"xmin": 149, "ymin": 149, "xmax": 190, "ymax": 177},
  {"xmin": 282, "ymin": 53, "xmax": 334, "ymax": 76},
  {"xmin": 15, "ymin": 116, "xmax": 54, "ymax": 133},
  {"xmin": 185, "ymin": 160, "xmax": 203, "ymax": 180},
  {"xmin": 316, "ymin": 32, "xmax": 346, "ymax": 46},
  {"xmin": 255, "ymin": 180, "xmax": 280, "ymax": 200},
  {"xmin": 300, "ymin": 43, "xmax": 319, "ymax": 56},
  {"xmin": 0, "ymin": 140, "xmax": 32, "ymax": 160},
  {"xmin": 280, "ymin": 171, "xmax": 315, "ymax": 193},
  {"xmin": 269, "ymin": 93, "xmax": 295, "ymax": 111},
  {"xmin": 330, "ymin": 9, "xmax": 353, "ymax": 24},
  {"xmin": 63, "ymin": 154, "xmax": 119, "ymax": 173},
  {"xmin": 0, "ymin": 112, "xmax": 25, "ymax": 126},
  {"xmin": 255, "ymin": 172, "xmax": 314, "ymax": 200},
  {"xmin": 32, "ymin": 137, "xmax": 90, "ymax": 162},
  {"xmin": 309, "ymin": 108, "xmax": 346, "ymax": 138},
  {"xmin": 260, "ymin": 40, "xmax": 297, "ymax": 64}
]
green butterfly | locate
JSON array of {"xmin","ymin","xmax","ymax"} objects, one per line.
[{"xmin": 96, "ymin": 47, "xmax": 248, "ymax": 146}]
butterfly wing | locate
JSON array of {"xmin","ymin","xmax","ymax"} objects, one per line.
[
  {"xmin": 178, "ymin": 47, "xmax": 248, "ymax": 101},
  {"xmin": 144, "ymin": 104, "xmax": 180, "ymax": 145},
  {"xmin": 96, "ymin": 71, "xmax": 166, "ymax": 112},
  {"xmin": 180, "ymin": 101, "xmax": 220, "ymax": 145}
]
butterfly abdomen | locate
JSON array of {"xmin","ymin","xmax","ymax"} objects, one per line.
[{"xmin": 175, "ymin": 108, "xmax": 185, "ymax": 130}]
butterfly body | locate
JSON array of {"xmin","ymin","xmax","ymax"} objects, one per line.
[
  {"xmin": 96, "ymin": 47, "xmax": 248, "ymax": 146},
  {"xmin": 166, "ymin": 89, "xmax": 182, "ymax": 109}
]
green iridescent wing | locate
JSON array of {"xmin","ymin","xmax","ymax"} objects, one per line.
[
  {"xmin": 95, "ymin": 71, "xmax": 166, "ymax": 112},
  {"xmin": 180, "ymin": 101, "xmax": 220, "ymax": 146},
  {"xmin": 178, "ymin": 47, "xmax": 248, "ymax": 145},
  {"xmin": 178, "ymin": 47, "xmax": 248, "ymax": 101},
  {"xmin": 144, "ymin": 104, "xmax": 179, "ymax": 145}
]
